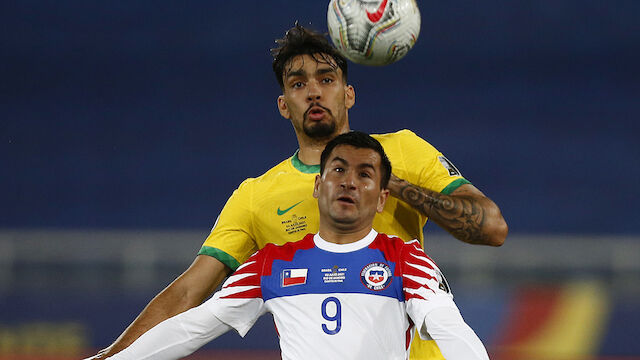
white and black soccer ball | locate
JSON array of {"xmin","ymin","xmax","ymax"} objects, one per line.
[{"xmin": 327, "ymin": 0, "xmax": 421, "ymax": 66}]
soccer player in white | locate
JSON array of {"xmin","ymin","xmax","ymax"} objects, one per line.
[{"xmin": 105, "ymin": 132, "xmax": 490, "ymax": 360}]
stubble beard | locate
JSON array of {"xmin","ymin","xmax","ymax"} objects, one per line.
[
  {"xmin": 302, "ymin": 104, "xmax": 338, "ymax": 140},
  {"xmin": 303, "ymin": 120, "xmax": 336, "ymax": 139},
  {"xmin": 329, "ymin": 207, "xmax": 358, "ymax": 228}
]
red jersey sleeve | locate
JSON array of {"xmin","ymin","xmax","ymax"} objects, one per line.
[
  {"xmin": 205, "ymin": 249, "xmax": 268, "ymax": 337},
  {"xmin": 216, "ymin": 250, "xmax": 263, "ymax": 300},
  {"xmin": 400, "ymin": 239, "xmax": 458, "ymax": 326}
]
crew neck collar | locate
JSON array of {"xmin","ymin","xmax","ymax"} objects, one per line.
[
  {"xmin": 313, "ymin": 229, "xmax": 378, "ymax": 253},
  {"xmin": 290, "ymin": 150, "xmax": 320, "ymax": 174}
]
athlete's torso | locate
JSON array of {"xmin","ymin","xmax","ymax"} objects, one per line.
[
  {"xmin": 211, "ymin": 231, "xmax": 453, "ymax": 360},
  {"xmin": 261, "ymin": 232, "xmax": 412, "ymax": 359},
  {"xmin": 200, "ymin": 130, "xmax": 468, "ymax": 268}
]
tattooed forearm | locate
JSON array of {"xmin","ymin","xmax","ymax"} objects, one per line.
[{"xmin": 398, "ymin": 183, "xmax": 490, "ymax": 244}]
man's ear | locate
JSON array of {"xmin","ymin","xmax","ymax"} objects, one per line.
[
  {"xmin": 277, "ymin": 95, "xmax": 290, "ymax": 119},
  {"xmin": 345, "ymin": 85, "xmax": 355, "ymax": 109},
  {"xmin": 313, "ymin": 174, "xmax": 321, "ymax": 199},
  {"xmin": 376, "ymin": 189, "xmax": 390, "ymax": 213}
]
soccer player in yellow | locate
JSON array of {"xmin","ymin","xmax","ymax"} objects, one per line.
[
  {"xmin": 90, "ymin": 24, "xmax": 507, "ymax": 360},
  {"xmin": 199, "ymin": 129, "xmax": 473, "ymax": 270}
]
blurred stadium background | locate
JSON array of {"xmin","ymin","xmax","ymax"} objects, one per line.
[{"xmin": 1, "ymin": 1, "xmax": 638, "ymax": 359}]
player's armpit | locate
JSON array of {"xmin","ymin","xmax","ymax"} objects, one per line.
[{"xmin": 388, "ymin": 175, "xmax": 507, "ymax": 246}]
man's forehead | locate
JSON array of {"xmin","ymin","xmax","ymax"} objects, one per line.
[
  {"xmin": 284, "ymin": 53, "xmax": 340, "ymax": 76},
  {"xmin": 329, "ymin": 145, "xmax": 381, "ymax": 166}
]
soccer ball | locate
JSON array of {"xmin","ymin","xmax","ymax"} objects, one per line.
[{"xmin": 327, "ymin": 0, "xmax": 421, "ymax": 66}]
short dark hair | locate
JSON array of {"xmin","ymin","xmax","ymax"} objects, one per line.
[
  {"xmin": 320, "ymin": 131, "xmax": 392, "ymax": 189},
  {"xmin": 271, "ymin": 23, "xmax": 348, "ymax": 90}
]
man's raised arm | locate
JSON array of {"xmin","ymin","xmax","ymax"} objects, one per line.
[{"xmin": 388, "ymin": 175, "xmax": 508, "ymax": 246}]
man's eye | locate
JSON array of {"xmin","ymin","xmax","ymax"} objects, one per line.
[
  {"xmin": 360, "ymin": 172, "xmax": 371, "ymax": 178},
  {"xmin": 322, "ymin": 78, "xmax": 333, "ymax": 84},
  {"xmin": 334, "ymin": 167, "xmax": 344, "ymax": 172},
  {"xmin": 292, "ymin": 81, "xmax": 304, "ymax": 88}
]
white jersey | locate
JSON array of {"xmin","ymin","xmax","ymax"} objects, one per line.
[{"xmin": 107, "ymin": 230, "xmax": 489, "ymax": 360}]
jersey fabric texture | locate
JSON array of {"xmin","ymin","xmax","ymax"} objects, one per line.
[
  {"xmin": 199, "ymin": 129, "xmax": 469, "ymax": 270},
  {"xmin": 206, "ymin": 230, "xmax": 457, "ymax": 360}
]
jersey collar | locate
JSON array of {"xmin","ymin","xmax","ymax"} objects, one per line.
[
  {"xmin": 313, "ymin": 229, "xmax": 378, "ymax": 253},
  {"xmin": 290, "ymin": 150, "xmax": 320, "ymax": 174}
]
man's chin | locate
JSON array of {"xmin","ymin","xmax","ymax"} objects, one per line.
[
  {"xmin": 329, "ymin": 211, "xmax": 359, "ymax": 226},
  {"xmin": 303, "ymin": 122, "xmax": 336, "ymax": 139}
]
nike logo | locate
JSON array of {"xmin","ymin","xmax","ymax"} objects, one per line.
[
  {"xmin": 277, "ymin": 201, "xmax": 304, "ymax": 216},
  {"xmin": 366, "ymin": 0, "xmax": 388, "ymax": 23}
]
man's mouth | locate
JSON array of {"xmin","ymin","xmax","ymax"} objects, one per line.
[
  {"xmin": 337, "ymin": 195, "xmax": 356, "ymax": 204},
  {"xmin": 306, "ymin": 105, "xmax": 326, "ymax": 121}
]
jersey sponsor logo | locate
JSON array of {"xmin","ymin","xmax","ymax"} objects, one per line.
[
  {"xmin": 277, "ymin": 200, "xmax": 304, "ymax": 215},
  {"xmin": 282, "ymin": 268, "xmax": 308, "ymax": 287},
  {"xmin": 438, "ymin": 155, "xmax": 462, "ymax": 176},
  {"xmin": 360, "ymin": 262, "xmax": 392, "ymax": 291}
]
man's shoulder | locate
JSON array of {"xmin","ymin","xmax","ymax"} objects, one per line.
[
  {"xmin": 260, "ymin": 233, "xmax": 316, "ymax": 261},
  {"xmin": 371, "ymin": 129, "xmax": 423, "ymax": 143},
  {"xmin": 236, "ymin": 155, "xmax": 298, "ymax": 190},
  {"xmin": 371, "ymin": 129, "xmax": 437, "ymax": 155},
  {"xmin": 375, "ymin": 232, "xmax": 406, "ymax": 243},
  {"xmin": 371, "ymin": 233, "xmax": 423, "ymax": 259}
]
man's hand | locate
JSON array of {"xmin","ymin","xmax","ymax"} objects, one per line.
[
  {"xmin": 88, "ymin": 255, "xmax": 231, "ymax": 359},
  {"xmin": 387, "ymin": 174, "xmax": 507, "ymax": 246}
]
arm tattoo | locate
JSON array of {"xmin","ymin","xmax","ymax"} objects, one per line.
[{"xmin": 398, "ymin": 183, "xmax": 489, "ymax": 244}]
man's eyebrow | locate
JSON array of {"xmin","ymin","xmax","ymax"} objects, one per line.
[
  {"xmin": 330, "ymin": 157, "xmax": 377, "ymax": 171},
  {"xmin": 284, "ymin": 69, "xmax": 305, "ymax": 79},
  {"xmin": 286, "ymin": 67, "xmax": 336, "ymax": 79},
  {"xmin": 316, "ymin": 67, "xmax": 337, "ymax": 76},
  {"xmin": 330, "ymin": 156, "xmax": 348, "ymax": 165},
  {"xmin": 357, "ymin": 163, "xmax": 377, "ymax": 173}
]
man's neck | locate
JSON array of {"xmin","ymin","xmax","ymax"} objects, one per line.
[
  {"xmin": 296, "ymin": 145, "xmax": 325, "ymax": 165},
  {"xmin": 295, "ymin": 125, "xmax": 351, "ymax": 165},
  {"xmin": 317, "ymin": 225, "xmax": 374, "ymax": 245}
]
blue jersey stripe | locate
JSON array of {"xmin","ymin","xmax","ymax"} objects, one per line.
[{"xmin": 261, "ymin": 246, "xmax": 404, "ymax": 302}]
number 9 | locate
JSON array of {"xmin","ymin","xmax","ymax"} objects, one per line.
[{"xmin": 321, "ymin": 297, "xmax": 342, "ymax": 335}]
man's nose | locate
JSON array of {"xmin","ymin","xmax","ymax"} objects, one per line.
[
  {"xmin": 307, "ymin": 80, "xmax": 321, "ymax": 101},
  {"xmin": 340, "ymin": 171, "xmax": 357, "ymax": 190}
]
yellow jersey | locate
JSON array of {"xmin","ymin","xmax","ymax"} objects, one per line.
[
  {"xmin": 200, "ymin": 129, "xmax": 469, "ymax": 269},
  {"xmin": 199, "ymin": 129, "xmax": 469, "ymax": 360}
]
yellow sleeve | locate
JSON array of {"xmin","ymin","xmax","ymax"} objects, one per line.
[
  {"xmin": 392, "ymin": 129, "xmax": 470, "ymax": 194},
  {"xmin": 198, "ymin": 180, "xmax": 258, "ymax": 271}
]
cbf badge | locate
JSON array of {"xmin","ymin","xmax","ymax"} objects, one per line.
[{"xmin": 360, "ymin": 262, "xmax": 393, "ymax": 291}]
